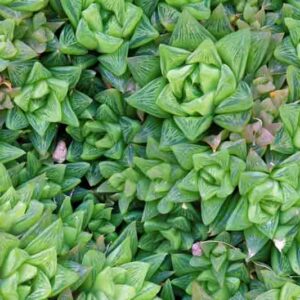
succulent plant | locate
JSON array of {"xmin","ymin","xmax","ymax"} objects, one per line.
[
  {"xmin": 226, "ymin": 150, "xmax": 300, "ymax": 261},
  {"xmin": 190, "ymin": 241, "xmax": 249, "ymax": 299},
  {"xmin": 139, "ymin": 203, "xmax": 207, "ymax": 253},
  {"xmin": 2, "ymin": 0, "xmax": 300, "ymax": 299},
  {"xmin": 272, "ymin": 102, "xmax": 300, "ymax": 154},
  {"xmin": 127, "ymin": 27, "xmax": 255, "ymax": 142}
]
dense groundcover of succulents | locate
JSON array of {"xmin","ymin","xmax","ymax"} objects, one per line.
[{"xmin": 4, "ymin": 0, "xmax": 300, "ymax": 299}]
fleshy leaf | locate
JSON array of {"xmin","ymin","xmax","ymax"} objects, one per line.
[
  {"xmin": 216, "ymin": 29, "xmax": 251, "ymax": 81},
  {"xmin": 126, "ymin": 77, "xmax": 168, "ymax": 118},
  {"xmin": 159, "ymin": 44, "xmax": 190, "ymax": 77},
  {"xmin": 170, "ymin": 9, "xmax": 215, "ymax": 51},
  {"xmin": 128, "ymin": 55, "xmax": 161, "ymax": 87}
]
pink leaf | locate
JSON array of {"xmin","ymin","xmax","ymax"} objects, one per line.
[
  {"xmin": 53, "ymin": 140, "xmax": 67, "ymax": 163},
  {"xmin": 192, "ymin": 242, "xmax": 203, "ymax": 256}
]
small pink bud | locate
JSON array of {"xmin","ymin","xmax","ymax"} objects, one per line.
[
  {"xmin": 192, "ymin": 242, "xmax": 202, "ymax": 256},
  {"xmin": 53, "ymin": 140, "xmax": 67, "ymax": 163}
]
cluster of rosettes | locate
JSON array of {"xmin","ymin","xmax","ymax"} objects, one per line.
[{"xmin": 2, "ymin": 0, "xmax": 300, "ymax": 299}]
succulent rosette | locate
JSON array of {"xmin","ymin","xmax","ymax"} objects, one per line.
[
  {"xmin": 73, "ymin": 222, "xmax": 164, "ymax": 300},
  {"xmin": 5, "ymin": 62, "xmax": 79, "ymax": 132},
  {"xmin": 247, "ymin": 263, "xmax": 300, "ymax": 300},
  {"xmin": 0, "ymin": 159, "xmax": 163, "ymax": 299},
  {"xmin": 139, "ymin": 203, "xmax": 208, "ymax": 253},
  {"xmin": 190, "ymin": 140, "xmax": 247, "ymax": 226},
  {"xmin": 62, "ymin": 0, "xmax": 159, "ymax": 54},
  {"xmin": 68, "ymin": 88, "xmax": 141, "ymax": 162},
  {"xmin": 0, "ymin": 163, "xmax": 87, "ymax": 299},
  {"xmin": 58, "ymin": 0, "xmax": 161, "ymax": 93},
  {"xmin": 272, "ymin": 16, "xmax": 300, "ymax": 153},
  {"xmin": 126, "ymin": 21, "xmax": 256, "ymax": 142},
  {"xmin": 172, "ymin": 232, "xmax": 250, "ymax": 299},
  {"xmin": 0, "ymin": 11, "xmax": 58, "ymax": 66},
  {"xmin": 226, "ymin": 150, "xmax": 300, "ymax": 260}
]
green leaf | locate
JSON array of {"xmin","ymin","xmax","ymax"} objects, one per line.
[
  {"xmin": 140, "ymin": 252, "xmax": 167, "ymax": 279},
  {"xmin": 126, "ymin": 77, "xmax": 168, "ymax": 118},
  {"xmin": 271, "ymin": 248, "xmax": 292, "ymax": 276},
  {"xmin": 122, "ymin": 262, "xmax": 149, "ymax": 290},
  {"xmin": 70, "ymin": 91, "xmax": 92, "ymax": 116},
  {"xmin": 159, "ymin": 44, "xmax": 190, "ymax": 77},
  {"xmin": 215, "ymin": 81, "xmax": 253, "ymax": 114},
  {"xmin": 12, "ymin": 200, "xmax": 44, "ymax": 235},
  {"xmin": 122, "ymin": 3, "xmax": 144, "ymax": 38},
  {"xmin": 95, "ymin": 32, "xmax": 123, "ymax": 54},
  {"xmin": 76, "ymin": 18, "xmax": 98, "ymax": 50},
  {"xmin": 156, "ymin": 84, "xmax": 185, "ymax": 116},
  {"xmin": 178, "ymin": 170, "xmax": 198, "ymax": 193},
  {"xmin": 160, "ymin": 119, "xmax": 187, "ymax": 151},
  {"xmin": 99, "ymin": 0, "xmax": 126, "ymax": 24},
  {"xmin": 107, "ymin": 236, "xmax": 132, "ymax": 266},
  {"xmin": 51, "ymin": 264, "xmax": 80, "ymax": 296},
  {"xmin": 216, "ymin": 29, "xmax": 251, "ymax": 81},
  {"xmin": 287, "ymin": 65, "xmax": 300, "ymax": 102},
  {"xmin": 256, "ymin": 215, "xmax": 279, "ymax": 240},
  {"xmin": 61, "ymin": 97, "xmax": 79, "ymax": 127},
  {"xmin": 26, "ymin": 271, "xmax": 51, "ymax": 300},
  {"xmin": 59, "ymin": 24, "xmax": 87, "ymax": 55},
  {"xmin": 109, "ymin": 222, "xmax": 138, "ymax": 257},
  {"xmin": 201, "ymin": 197, "xmax": 226, "ymax": 225},
  {"xmin": 25, "ymin": 219, "xmax": 63, "ymax": 255},
  {"xmin": 161, "ymin": 279, "xmax": 175, "ymax": 300},
  {"xmin": 130, "ymin": 15, "xmax": 159, "ymax": 49},
  {"xmin": 0, "ymin": 163, "xmax": 12, "ymax": 192},
  {"xmin": 133, "ymin": 281, "xmax": 161, "ymax": 300},
  {"xmin": 26, "ymin": 62, "xmax": 52, "ymax": 85},
  {"xmin": 61, "ymin": 0, "xmax": 82, "ymax": 27},
  {"xmin": 181, "ymin": 92, "xmax": 214, "ymax": 116},
  {"xmin": 214, "ymin": 111, "xmax": 251, "ymax": 133},
  {"xmin": 288, "ymin": 242, "xmax": 300, "ymax": 275},
  {"xmin": 185, "ymin": 1, "xmax": 210, "ymax": 21},
  {"xmin": 158, "ymin": 3, "xmax": 180, "ymax": 32},
  {"xmin": 255, "ymin": 289, "xmax": 280, "ymax": 300},
  {"xmin": 226, "ymin": 197, "xmax": 252, "ymax": 231},
  {"xmin": 186, "ymin": 38, "xmax": 221, "ymax": 67},
  {"xmin": 171, "ymin": 143, "xmax": 208, "ymax": 170},
  {"xmin": 167, "ymin": 64, "xmax": 194, "ymax": 98},
  {"xmin": 285, "ymin": 18, "xmax": 300, "ymax": 46},
  {"xmin": 1, "ymin": 248, "xmax": 28, "ymax": 278},
  {"xmin": 245, "ymin": 226, "xmax": 269, "ymax": 259},
  {"xmin": 205, "ymin": 4, "xmax": 233, "ymax": 39},
  {"xmin": 82, "ymin": 3, "xmax": 102, "ymax": 32},
  {"xmin": 28, "ymin": 247, "xmax": 57, "ymax": 278},
  {"xmin": 6, "ymin": 107, "xmax": 29, "ymax": 130},
  {"xmin": 9, "ymin": 0, "xmax": 48, "ymax": 12},
  {"xmin": 128, "ymin": 55, "xmax": 161, "ymax": 87},
  {"xmin": 274, "ymin": 37, "xmax": 300, "ymax": 67},
  {"xmin": 135, "ymin": 0, "xmax": 159, "ymax": 17},
  {"xmin": 38, "ymin": 94, "xmax": 62, "ymax": 123},
  {"xmin": 50, "ymin": 66, "xmax": 81, "ymax": 89},
  {"xmin": 247, "ymin": 31, "xmax": 272, "ymax": 74},
  {"xmin": 214, "ymin": 64, "xmax": 237, "ymax": 106},
  {"xmin": 174, "ymin": 116, "xmax": 212, "ymax": 141},
  {"xmin": 0, "ymin": 142, "xmax": 25, "ymax": 163},
  {"xmin": 98, "ymin": 42, "xmax": 129, "ymax": 76},
  {"xmin": 170, "ymin": 9, "xmax": 215, "ymax": 51},
  {"xmin": 27, "ymin": 113, "xmax": 50, "ymax": 136},
  {"xmin": 29, "ymin": 124, "xmax": 57, "ymax": 156}
]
